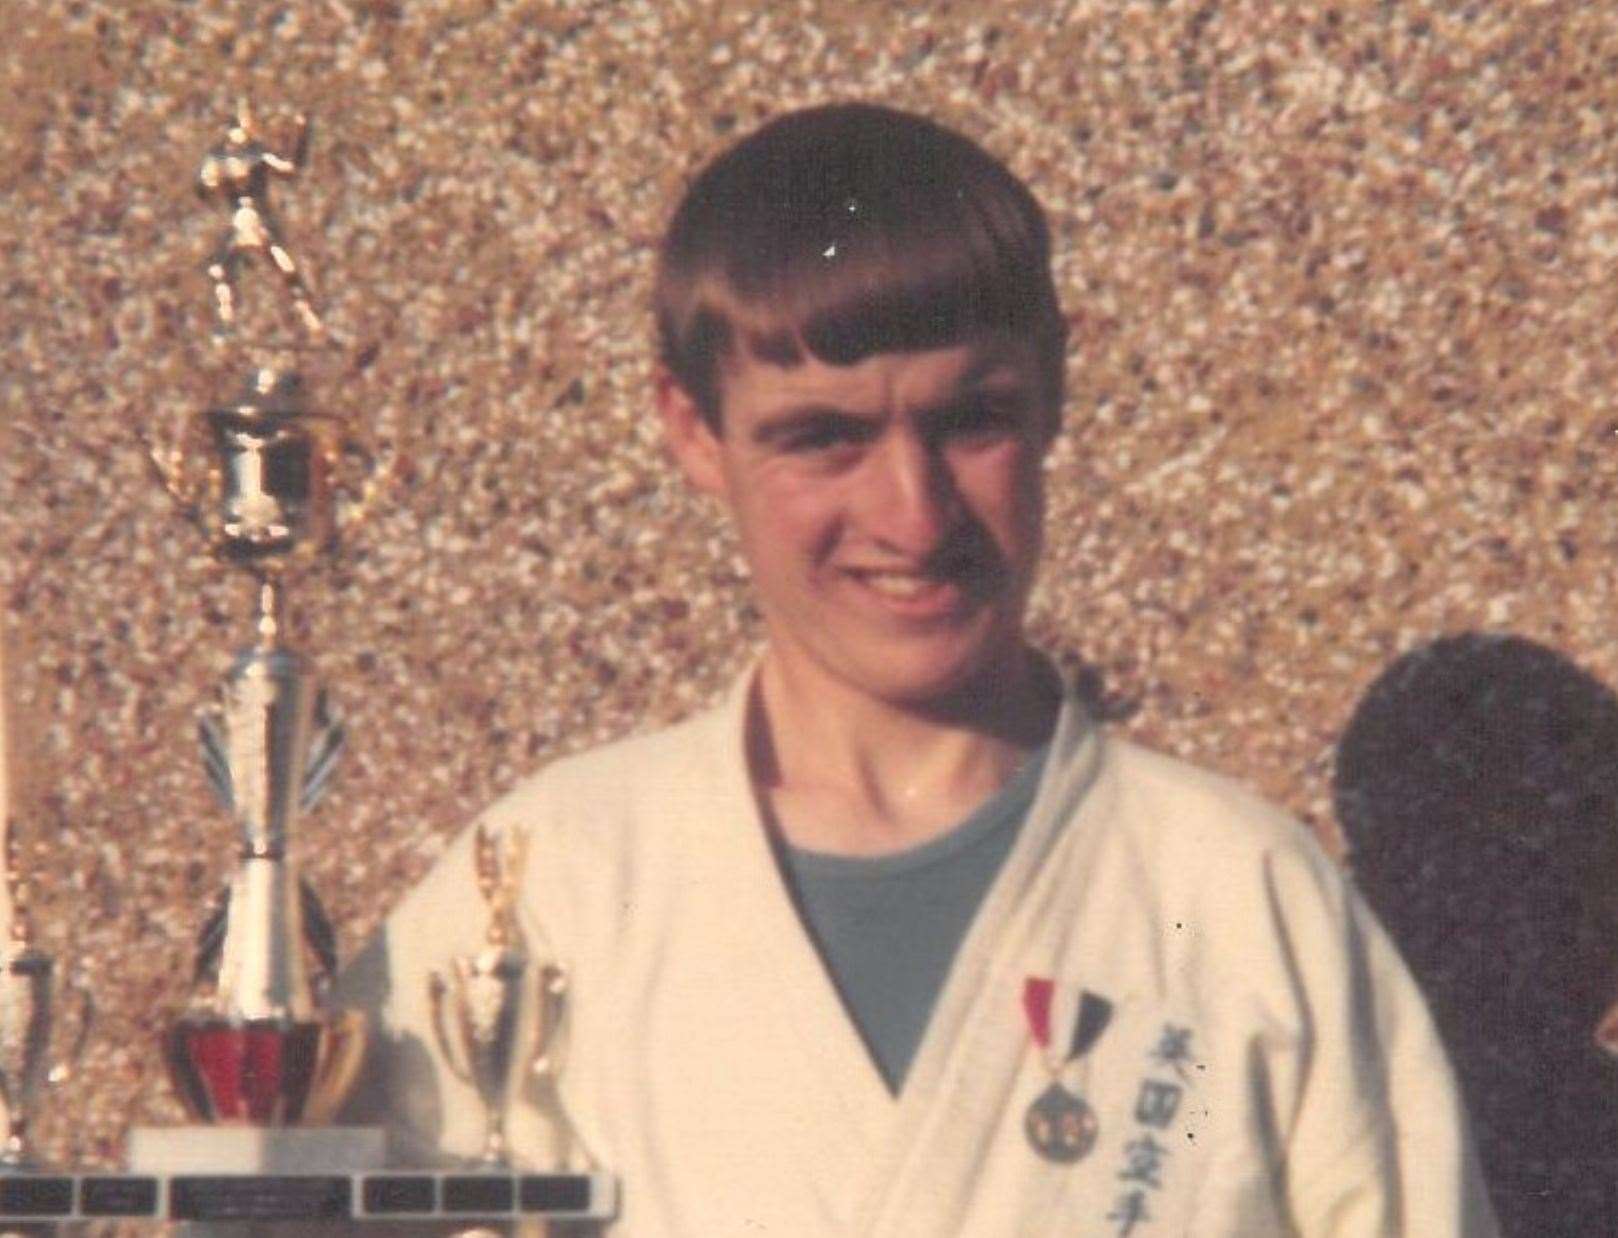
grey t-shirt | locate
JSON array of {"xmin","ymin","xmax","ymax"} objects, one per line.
[{"xmin": 779, "ymin": 748, "xmax": 1047, "ymax": 1094}]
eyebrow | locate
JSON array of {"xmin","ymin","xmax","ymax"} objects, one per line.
[
  {"xmin": 750, "ymin": 405, "xmax": 871, "ymax": 447},
  {"xmin": 747, "ymin": 357, "xmax": 1033, "ymax": 447}
]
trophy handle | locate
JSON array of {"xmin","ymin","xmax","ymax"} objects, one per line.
[
  {"xmin": 141, "ymin": 428, "xmax": 214, "ymax": 538},
  {"xmin": 427, "ymin": 970, "xmax": 475, "ymax": 1087},
  {"xmin": 45, "ymin": 976, "xmax": 94, "ymax": 1087},
  {"xmin": 328, "ymin": 429, "xmax": 396, "ymax": 543},
  {"xmin": 302, "ymin": 1008, "xmax": 369, "ymax": 1125},
  {"xmin": 528, "ymin": 964, "xmax": 567, "ymax": 1080},
  {"xmin": 528, "ymin": 963, "xmax": 596, "ymax": 1169}
]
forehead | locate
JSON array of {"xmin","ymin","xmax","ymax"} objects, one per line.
[{"xmin": 716, "ymin": 336, "xmax": 1042, "ymax": 422}]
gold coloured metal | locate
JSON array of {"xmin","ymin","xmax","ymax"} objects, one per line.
[
  {"xmin": 473, "ymin": 824, "xmax": 527, "ymax": 950},
  {"xmin": 528, "ymin": 960, "xmax": 595, "ymax": 1168},
  {"xmin": 147, "ymin": 102, "xmax": 390, "ymax": 569},
  {"xmin": 150, "ymin": 366, "xmax": 346, "ymax": 573},
  {"xmin": 151, "ymin": 103, "xmax": 382, "ymax": 1127},
  {"xmin": 429, "ymin": 826, "xmax": 582, "ymax": 1168},
  {"xmin": 197, "ymin": 99, "xmax": 324, "ymax": 346}
]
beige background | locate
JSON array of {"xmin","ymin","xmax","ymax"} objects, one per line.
[{"xmin": 2, "ymin": 0, "xmax": 1614, "ymax": 1179}]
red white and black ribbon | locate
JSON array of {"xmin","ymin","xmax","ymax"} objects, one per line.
[
  {"xmin": 1021, "ymin": 978, "xmax": 1113, "ymax": 1164},
  {"xmin": 1023, "ymin": 977, "xmax": 1113, "ymax": 1067}
]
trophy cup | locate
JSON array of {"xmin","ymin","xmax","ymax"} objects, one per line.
[
  {"xmin": 429, "ymin": 825, "xmax": 575, "ymax": 1168},
  {"xmin": 142, "ymin": 101, "xmax": 372, "ymax": 1135},
  {"xmin": 0, "ymin": 836, "xmax": 92, "ymax": 1171}
]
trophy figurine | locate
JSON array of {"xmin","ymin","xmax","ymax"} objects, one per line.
[
  {"xmin": 0, "ymin": 835, "xmax": 92, "ymax": 1169},
  {"xmin": 196, "ymin": 99, "xmax": 324, "ymax": 347},
  {"xmin": 143, "ymin": 101, "xmax": 379, "ymax": 1130},
  {"xmin": 429, "ymin": 825, "xmax": 575, "ymax": 1168}
]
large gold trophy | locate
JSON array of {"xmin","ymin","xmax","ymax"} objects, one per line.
[
  {"xmin": 64, "ymin": 101, "xmax": 621, "ymax": 1228},
  {"xmin": 145, "ymin": 101, "xmax": 370, "ymax": 1132}
]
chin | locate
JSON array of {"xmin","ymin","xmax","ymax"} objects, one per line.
[{"xmin": 841, "ymin": 641, "xmax": 1007, "ymax": 711}]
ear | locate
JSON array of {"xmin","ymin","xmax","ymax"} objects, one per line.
[{"xmin": 656, "ymin": 366, "xmax": 729, "ymax": 501}]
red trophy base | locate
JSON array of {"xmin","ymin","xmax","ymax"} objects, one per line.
[{"xmin": 165, "ymin": 1012, "xmax": 367, "ymax": 1126}]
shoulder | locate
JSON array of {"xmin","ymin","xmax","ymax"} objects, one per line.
[
  {"xmin": 1076, "ymin": 736, "xmax": 1429, "ymax": 1060},
  {"xmin": 1081, "ymin": 734, "xmax": 1359, "ymax": 965},
  {"xmin": 451, "ymin": 695, "xmax": 751, "ymax": 913},
  {"xmin": 360, "ymin": 698, "xmax": 741, "ymax": 982},
  {"xmin": 482, "ymin": 698, "xmax": 736, "ymax": 845},
  {"xmin": 1098, "ymin": 735, "xmax": 1331, "ymax": 871}
]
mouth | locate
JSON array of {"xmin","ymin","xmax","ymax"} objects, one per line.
[{"xmin": 842, "ymin": 567, "xmax": 969, "ymax": 617}]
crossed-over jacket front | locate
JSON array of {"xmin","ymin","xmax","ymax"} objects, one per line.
[{"xmin": 341, "ymin": 668, "xmax": 1498, "ymax": 1236}]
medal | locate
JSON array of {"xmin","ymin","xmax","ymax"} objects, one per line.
[
  {"xmin": 1024, "ymin": 1080, "xmax": 1098, "ymax": 1163},
  {"xmin": 1022, "ymin": 979, "xmax": 1113, "ymax": 1164}
]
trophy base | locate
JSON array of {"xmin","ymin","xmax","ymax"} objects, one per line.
[
  {"xmin": 164, "ymin": 1010, "xmax": 368, "ymax": 1125},
  {"xmin": 128, "ymin": 1125, "xmax": 384, "ymax": 1174},
  {"xmin": 0, "ymin": 1169, "xmax": 619, "ymax": 1224}
]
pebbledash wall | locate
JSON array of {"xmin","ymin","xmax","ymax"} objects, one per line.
[{"xmin": 2, "ymin": 1, "xmax": 1615, "ymax": 1231}]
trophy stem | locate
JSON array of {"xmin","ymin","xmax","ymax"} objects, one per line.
[
  {"xmin": 255, "ymin": 578, "xmax": 286, "ymax": 651},
  {"xmin": 479, "ymin": 1113, "xmax": 508, "ymax": 1168}
]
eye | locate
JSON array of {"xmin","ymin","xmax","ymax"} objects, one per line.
[
  {"xmin": 930, "ymin": 394, "xmax": 1024, "ymax": 444},
  {"xmin": 778, "ymin": 415, "xmax": 873, "ymax": 455}
]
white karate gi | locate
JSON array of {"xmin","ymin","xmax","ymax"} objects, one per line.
[{"xmin": 344, "ymin": 668, "xmax": 1498, "ymax": 1236}]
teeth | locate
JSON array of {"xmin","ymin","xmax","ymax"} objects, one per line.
[{"xmin": 861, "ymin": 572, "xmax": 934, "ymax": 598}]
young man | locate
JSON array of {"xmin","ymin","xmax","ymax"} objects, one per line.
[{"xmin": 349, "ymin": 103, "xmax": 1498, "ymax": 1235}]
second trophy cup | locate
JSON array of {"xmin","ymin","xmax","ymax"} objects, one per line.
[{"xmin": 429, "ymin": 825, "xmax": 571, "ymax": 1169}]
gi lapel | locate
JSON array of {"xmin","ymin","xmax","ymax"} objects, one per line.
[
  {"xmin": 853, "ymin": 680, "xmax": 1111, "ymax": 1236},
  {"xmin": 708, "ymin": 671, "xmax": 901, "ymax": 1209}
]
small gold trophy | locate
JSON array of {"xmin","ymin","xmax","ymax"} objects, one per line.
[
  {"xmin": 144, "ymin": 102, "xmax": 377, "ymax": 1130},
  {"xmin": 0, "ymin": 835, "xmax": 92, "ymax": 1170},
  {"xmin": 429, "ymin": 826, "xmax": 573, "ymax": 1168}
]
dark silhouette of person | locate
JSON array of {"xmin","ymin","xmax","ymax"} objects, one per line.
[{"xmin": 1336, "ymin": 633, "xmax": 1618, "ymax": 1236}]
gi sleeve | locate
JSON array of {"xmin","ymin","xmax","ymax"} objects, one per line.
[{"xmin": 1257, "ymin": 844, "xmax": 1500, "ymax": 1237}]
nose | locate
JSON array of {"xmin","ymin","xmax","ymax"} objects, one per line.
[{"xmin": 858, "ymin": 428, "xmax": 957, "ymax": 554}]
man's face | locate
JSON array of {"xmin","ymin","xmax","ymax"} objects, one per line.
[{"xmin": 662, "ymin": 336, "xmax": 1055, "ymax": 709}]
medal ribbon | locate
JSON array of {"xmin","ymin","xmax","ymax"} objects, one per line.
[
  {"xmin": 1023, "ymin": 977, "xmax": 1055, "ymax": 1050},
  {"xmin": 1022, "ymin": 977, "xmax": 1114, "ymax": 1063}
]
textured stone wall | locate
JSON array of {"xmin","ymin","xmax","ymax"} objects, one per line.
[{"xmin": 2, "ymin": 0, "xmax": 1615, "ymax": 1225}]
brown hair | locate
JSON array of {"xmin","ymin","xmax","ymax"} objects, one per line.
[{"xmin": 654, "ymin": 102, "xmax": 1067, "ymax": 429}]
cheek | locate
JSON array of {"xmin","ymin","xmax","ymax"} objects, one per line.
[
  {"xmin": 956, "ymin": 446, "xmax": 1044, "ymax": 543},
  {"xmin": 728, "ymin": 463, "xmax": 846, "ymax": 560}
]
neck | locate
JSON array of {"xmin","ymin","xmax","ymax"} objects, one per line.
[{"xmin": 748, "ymin": 646, "xmax": 1059, "ymax": 856}]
